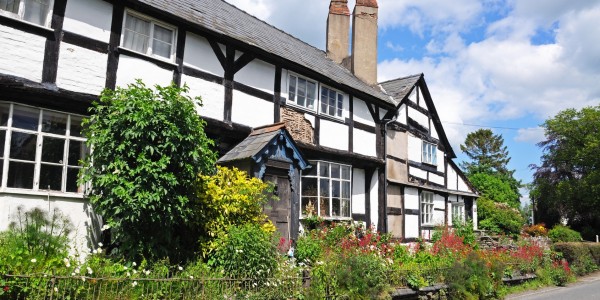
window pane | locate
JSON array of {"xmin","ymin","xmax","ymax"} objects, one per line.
[
  {"xmin": 301, "ymin": 197, "xmax": 317, "ymax": 216},
  {"xmin": 342, "ymin": 199, "xmax": 350, "ymax": 217},
  {"xmin": 337, "ymin": 94, "xmax": 343, "ymax": 117},
  {"xmin": 331, "ymin": 164, "xmax": 340, "ymax": 178},
  {"xmin": 288, "ymin": 75, "xmax": 296, "ymax": 102},
  {"xmin": 342, "ymin": 181, "xmax": 350, "ymax": 198},
  {"xmin": 42, "ymin": 111, "xmax": 67, "ymax": 135},
  {"xmin": 10, "ymin": 132, "xmax": 36, "ymax": 161},
  {"xmin": 66, "ymin": 167, "xmax": 82, "ymax": 193},
  {"xmin": 68, "ymin": 140, "xmax": 86, "ymax": 166},
  {"xmin": 0, "ymin": 130, "xmax": 5, "ymax": 157},
  {"xmin": 152, "ymin": 25, "xmax": 173, "ymax": 58},
  {"xmin": 0, "ymin": 0, "xmax": 20, "ymax": 14},
  {"xmin": 0, "ymin": 103, "xmax": 9, "ymax": 126},
  {"xmin": 124, "ymin": 14, "xmax": 150, "ymax": 53},
  {"xmin": 319, "ymin": 178, "xmax": 329, "ymax": 197},
  {"xmin": 12, "ymin": 105, "xmax": 39, "ymax": 131},
  {"xmin": 341, "ymin": 166, "xmax": 350, "ymax": 180},
  {"xmin": 42, "ymin": 137, "xmax": 65, "ymax": 163},
  {"xmin": 303, "ymin": 165, "xmax": 317, "ymax": 176},
  {"xmin": 319, "ymin": 162, "xmax": 328, "ymax": 177},
  {"xmin": 319, "ymin": 196, "xmax": 330, "ymax": 217},
  {"xmin": 39, "ymin": 164, "xmax": 63, "ymax": 191},
  {"xmin": 23, "ymin": 0, "xmax": 50, "ymax": 26},
  {"xmin": 7, "ymin": 161, "xmax": 34, "ymax": 189},
  {"xmin": 306, "ymin": 81, "xmax": 316, "ymax": 109},
  {"xmin": 297, "ymin": 78, "xmax": 306, "ymax": 107},
  {"xmin": 301, "ymin": 177, "xmax": 317, "ymax": 197},
  {"xmin": 328, "ymin": 90, "xmax": 336, "ymax": 115},
  {"xmin": 320, "ymin": 89, "xmax": 328, "ymax": 114},
  {"xmin": 332, "ymin": 180, "xmax": 340, "ymax": 198},
  {"xmin": 332, "ymin": 198, "xmax": 340, "ymax": 217},
  {"xmin": 70, "ymin": 115, "xmax": 83, "ymax": 137}
]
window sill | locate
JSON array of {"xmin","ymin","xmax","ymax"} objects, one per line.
[
  {"xmin": 0, "ymin": 13, "xmax": 54, "ymax": 38},
  {"xmin": 117, "ymin": 47, "xmax": 178, "ymax": 70},
  {"xmin": 284, "ymin": 101, "xmax": 317, "ymax": 114},
  {"xmin": 318, "ymin": 113, "xmax": 346, "ymax": 124},
  {"xmin": 0, "ymin": 188, "xmax": 85, "ymax": 199}
]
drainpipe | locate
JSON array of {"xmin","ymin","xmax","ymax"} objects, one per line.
[{"xmin": 381, "ymin": 116, "xmax": 397, "ymax": 233}]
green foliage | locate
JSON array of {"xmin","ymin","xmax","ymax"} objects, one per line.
[
  {"xmin": 548, "ymin": 225, "xmax": 582, "ymax": 243},
  {"xmin": 453, "ymin": 218, "xmax": 477, "ymax": 247},
  {"xmin": 478, "ymin": 198, "xmax": 525, "ymax": 236},
  {"xmin": 334, "ymin": 253, "xmax": 389, "ymax": 299},
  {"xmin": 469, "ymin": 173, "xmax": 520, "ymax": 208},
  {"xmin": 531, "ymin": 105, "xmax": 600, "ymax": 233},
  {"xmin": 460, "ymin": 129, "xmax": 511, "ymax": 175},
  {"xmin": 195, "ymin": 166, "xmax": 276, "ymax": 255},
  {"xmin": 82, "ymin": 81, "xmax": 217, "ymax": 262},
  {"xmin": 0, "ymin": 206, "xmax": 71, "ymax": 275},
  {"xmin": 445, "ymin": 252, "xmax": 504, "ymax": 300},
  {"xmin": 295, "ymin": 232, "xmax": 323, "ymax": 264},
  {"xmin": 208, "ymin": 224, "xmax": 278, "ymax": 280},
  {"xmin": 553, "ymin": 242, "xmax": 599, "ymax": 276}
]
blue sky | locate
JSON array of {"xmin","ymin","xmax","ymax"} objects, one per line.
[{"xmin": 226, "ymin": 0, "xmax": 600, "ymax": 204}]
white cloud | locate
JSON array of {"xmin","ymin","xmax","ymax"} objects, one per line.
[{"xmin": 515, "ymin": 127, "xmax": 545, "ymax": 143}]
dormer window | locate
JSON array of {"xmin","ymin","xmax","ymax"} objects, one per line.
[
  {"xmin": 0, "ymin": 0, "xmax": 52, "ymax": 26},
  {"xmin": 288, "ymin": 74, "xmax": 317, "ymax": 110},
  {"xmin": 422, "ymin": 141, "xmax": 437, "ymax": 165},
  {"xmin": 320, "ymin": 86, "xmax": 344, "ymax": 118},
  {"xmin": 122, "ymin": 11, "xmax": 176, "ymax": 61}
]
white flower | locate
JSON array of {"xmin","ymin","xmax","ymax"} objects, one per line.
[
  {"xmin": 74, "ymin": 268, "xmax": 80, "ymax": 274},
  {"xmin": 132, "ymin": 262, "xmax": 137, "ymax": 267},
  {"xmin": 98, "ymin": 242, "xmax": 103, "ymax": 247},
  {"xmin": 133, "ymin": 270, "xmax": 137, "ymax": 274},
  {"xmin": 54, "ymin": 287, "xmax": 58, "ymax": 292},
  {"xmin": 189, "ymin": 276, "xmax": 194, "ymax": 279},
  {"xmin": 71, "ymin": 272, "xmax": 76, "ymax": 276},
  {"xmin": 81, "ymin": 276, "xmax": 86, "ymax": 282},
  {"xmin": 63, "ymin": 258, "xmax": 71, "ymax": 268},
  {"xmin": 87, "ymin": 267, "xmax": 93, "ymax": 275},
  {"xmin": 92, "ymin": 249, "xmax": 98, "ymax": 254},
  {"xmin": 101, "ymin": 224, "xmax": 110, "ymax": 231},
  {"xmin": 30, "ymin": 258, "xmax": 37, "ymax": 263},
  {"xmin": 123, "ymin": 266, "xmax": 128, "ymax": 270},
  {"xmin": 178, "ymin": 266, "xmax": 183, "ymax": 271},
  {"xmin": 131, "ymin": 281, "xmax": 138, "ymax": 287},
  {"xmin": 143, "ymin": 269, "xmax": 151, "ymax": 275},
  {"xmin": 127, "ymin": 272, "xmax": 131, "ymax": 277}
]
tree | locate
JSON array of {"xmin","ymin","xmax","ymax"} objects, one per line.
[
  {"xmin": 460, "ymin": 129, "xmax": 512, "ymax": 176},
  {"xmin": 531, "ymin": 105, "xmax": 600, "ymax": 240},
  {"xmin": 82, "ymin": 81, "xmax": 217, "ymax": 261}
]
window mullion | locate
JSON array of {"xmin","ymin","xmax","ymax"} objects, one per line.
[
  {"xmin": 148, "ymin": 22, "xmax": 154, "ymax": 56},
  {"xmin": 33, "ymin": 109, "xmax": 43, "ymax": 191},
  {"xmin": 1, "ymin": 104, "xmax": 14, "ymax": 189}
]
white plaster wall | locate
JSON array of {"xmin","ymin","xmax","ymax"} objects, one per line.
[
  {"xmin": 280, "ymin": 69, "xmax": 290, "ymax": 100},
  {"xmin": 432, "ymin": 193, "xmax": 445, "ymax": 225},
  {"xmin": 369, "ymin": 170, "xmax": 378, "ymax": 230},
  {"xmin": 418, "ymin": 89, "xmax": 427, "ymax": 109},
  {"xmin": 379, "ymin": 108, "xmax": 388, "ymax": 120},
  {"xmin": 231, "ymin": 91, "xmax": 273, "ymax": 127},
  {"xmin": 407, "ymin": 89, "xmax": 416, "ymax": 103},
  {"xmin": 405, "ymin": 187, "xmax": 419, "ymax": 210},
  {"xmin": 353, "ymin": 98, "xmax": 375, "ymax": 126},
  {"xmin": 408, "ymin": 106, "xmax": 429, "ymax": 129},
  {"xmin": 235, "ymin": 59, "xmax": 275, "ymax": 93},
  {"xmin": 319, "ymin": 120, "xmax": 348, "ymax": 151},
  {"xmin": 437, "ymin": 149, "xmax": 445, "ymax": 173},
  {"xmin": 183, "ymin": 33, "xmax": 224, "ymax": 76},
  {"xmin": 405, "ymin": 215, "xmax": 419, "ymax": 238},
  {"xmin": 181, "ymin": 75, "xmax": 224, "ymax": 121},
  {"xmin": 304, "ymin": 114, "xmax": 316, "ymax": 128},
  {"xmin": 473, "ymin": 200, "xmax": 478, "ymax": 230},
  {"xmin": 116, "ymin": 55, "xmax": 174, "ymax": 88},
  {"xmin": 0, "ymin": 25, "xmax": 46, "ymax": 82},
  {"xmin": 409, "ymin": 166, "xmax": 427, "ymax": 180},
  {"xmin": 407, "ymin": 135, "xmax": 422, "ymax": 162},
  {"xmin": 352, "ymin": 168, "xmax": 366, "ymax": 214},
  {"xmin": 64, "ymin": 0, "xmax": 112, "ymax": 42},
  {"xmin": 398, "ymin": 104, "xmax": 407, "ymax": 125},
  {"xmin": 447, "ymin": 166, "xmax": 458, "ymax": 190},
  {"xmin": 0, "ymin": 194, "xmax": 97, "ymax": 257},
  {"xmin": 429, "ymin": 173, "xmax": 445, "ymax": 186},
  {"xmin": 458, "ymin": 175, "xmax": 470, "ymax": 192},
  {"xmin": 431, "ymin": 122, "xmax": 439, "ymax": 139},
  {"xmin": 353, "ymin": 129, "xmax": 376, "ymax": 157},
  {"xmin": 57, "ymin": 43, "xmax": 107, "ymax": 95}
]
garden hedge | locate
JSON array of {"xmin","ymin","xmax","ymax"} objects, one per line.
[{"xmin": 553, "ymin": 242, "xmax": 600, "ymax": 275}]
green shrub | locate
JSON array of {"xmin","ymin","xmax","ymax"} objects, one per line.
[
  {"xmin": 445, "ymin": 252, "xmax": 504, "ymax": 300},
  {"xmin": 478, "ymin": 198, "xmax": 524, "ymax": 236},
  {"xmin": 548, "ymin": 225, "xmax": 582, "ymax": 243},
  {"xmin": 553, "ymin": 242, "xmax": 598, "ymax": 275},
  {"xmin": 208, "ymin": 224, "xmax": 277, "ymax": 279},
  {"xmin": 295, "ymin": 232, "xmax": 323, "ymax": 265},
  {"xmin": 587, "ymin": 243, "xmax": 600, "ymax": 265},
  {"xmin": 334, "ymin": 252, "xmax": 389, "ymax": 299}
]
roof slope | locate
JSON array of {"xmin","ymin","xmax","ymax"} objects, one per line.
[
  {"xmin": 380, "ymin": 74, "xmax": 422, "ymax": 102},
  {"xmin": 138, "ymin": 0, "xmax": 395, "ymax": 106}
]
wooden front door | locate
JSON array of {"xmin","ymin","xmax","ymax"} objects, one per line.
[{"xmin": 264, "ymin": 168, "xmax": 291, "ymax": 240}]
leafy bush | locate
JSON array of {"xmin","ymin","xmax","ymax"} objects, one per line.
[
  {"xmin": 553, "ymin": 242, "xmax": 599, "ymax": 275},
  {"xmin": 295, "ymin": 232, "xmax": 323, "ymax": 265},
  {"xmin": 523, "ymin": 223, "xmax": 548, "ymax": 237},
  {"xmin": 548, "ymin": 225, "xmax": 582, "ymax": 243},
  {"xmin": 208, "ymin": 224, "xmax": 277, "ymax": 280},
  {"xmin": 196, "ymin": 166, "xmax": 275, "ymax": 255},
  {"xmin": 334, "ymin": 252, "xmax": 389, "ymax": 299},
  {"xmin": 478, "ymin": 198, "xmax": 525, "ymax": 236},
  {"xmin": 82, "ymin": 81, "xmax": 217, "ymax": 262},
  {"xmin": 445, "ymin": 252, "xmax": 504, "ymax": 300}
]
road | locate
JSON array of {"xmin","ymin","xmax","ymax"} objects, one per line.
[{"xmin": 507, "ymin": 271, "xmax": 600, "ymax": 300}]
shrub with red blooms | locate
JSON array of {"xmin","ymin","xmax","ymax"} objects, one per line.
[
  {"xmin": 431, "ymin": 228, "xmax": 472, "ymax": 258},
  {"xmin": 510, "ymin": 243, "xmax": 544, "ymax": 273}
]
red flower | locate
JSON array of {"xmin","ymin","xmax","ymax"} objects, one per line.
[{"xmin": 3, "ymin": 286, "xmax": 9, "ymax": 292}]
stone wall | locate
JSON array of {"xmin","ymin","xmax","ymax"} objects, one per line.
[{"xmin": 281, "ymin": 107, "xmax": 314, "ymax": 144}]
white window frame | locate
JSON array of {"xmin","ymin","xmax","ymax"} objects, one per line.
[
  {"xmin": 0, "ymin": 0, "xmax": 54, "ymax": 27},
  {"xmin": 0, "ymin": 102, "xmax": 87, "ymax": 194},
  {"xmin": 452, "ymin": 203, "xmax": 465, "ymax": 223},
  {"xmin": 420, "ymin": 191, "xmax": 434, "ymax": 225},
  {"xmin": 121, "ymin": 10, "xmax": 177, "ymax": 62},
  {"xmin": 422, "ymin": 141, "xmax": 437, "ymax": 165},
  {"xmin": 287, "ymin": 73, "xmax": 318, "ymax": 111},
  {"xmin": 319, "ymin": 85, "xmax": 345, "ymax": 119},
  {"xmin": 300, "ymin": 161, "xmax": 352, "ymax": 219}
]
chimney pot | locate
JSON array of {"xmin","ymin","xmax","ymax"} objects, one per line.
[
  {"xmin": 351, "ymin": 0, "xmax": 378, "ymax": 85},
  {"xmin": 327, "ymin": 0, "xmax": 351, "ymax": 64}
]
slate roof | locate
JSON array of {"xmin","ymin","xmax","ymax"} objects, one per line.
[
  {"xmin": 217, "ymin": 124, "xmax": 283, "ymax": 163},
  {"xmin": 138, "ymin": 0, "xmax": 396, "ymax": 107},
  {"xmin": 379, "ymin": 74, "xmax": 422, "ymax": 103}
]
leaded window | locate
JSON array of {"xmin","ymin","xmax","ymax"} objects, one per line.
[
  {"xmin": 422, "ymin": 141, "xmax": 437, "ymax": 165},
  {"xmin": 122, "ymin": 11, "xmax": 176, "ymax": 60},
  {"xmin": 0, "ymin": 0, "xmax": 52, "ymax": 26},
  {"xmin": 301, "ymin": 161, "xmax": 351, "ymax": 218},
  {"xmin": 288, "ymin": 74, "xmax": 317, "ymax": 110},
  {"xmin": 420, "ymin": 191, "xmax": 434, "ymax": 225}
]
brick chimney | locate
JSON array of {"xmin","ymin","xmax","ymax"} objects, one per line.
[
  {"xmin": 326, "ymin": 0, "xmax": 350, "ymax": 64},
  {"xmin": 351, "ymin": 0, "xmax": 378, "ymax": 85}
]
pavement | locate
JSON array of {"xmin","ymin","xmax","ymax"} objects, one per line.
[{"xmin": 506, "ymin": 271, "xmax": 600, "ymax": 300}]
